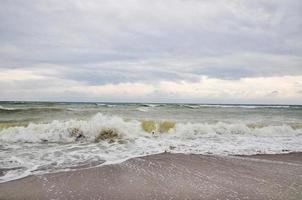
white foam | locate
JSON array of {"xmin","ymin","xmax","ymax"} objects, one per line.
[
  {"xmin": 137, "ymin": 107, "xmax": 149, "ymax": 112},
  {"xmin": 0, "ymin": 105, "xmax": 16, "ymax": 111},
  {"xmin": 0, "ymin": 113, "xmax": 302, "ymax": 183},
  {"xmin": 143, "ymin": 104, "xmax": 159, "ymax": 107}
]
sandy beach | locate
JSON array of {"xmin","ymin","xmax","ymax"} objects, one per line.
[{"xmin": 1, "ymin": 152, "xmax": 302, "ymax": 200}]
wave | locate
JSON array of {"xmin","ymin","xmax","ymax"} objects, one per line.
[
  {"xmin": 180, "ymin": 104, "xmax": 301, "ymax": 109},
  {"xmin": 137, "ymin": 107, "xmax": 150, "ymax": 112},
  {"xmin": 1, "ymin": 113, "xmax": 302, "ymax": 183},
  {"xmin": 0, "ymin": 113, "xmax": 301, "ymax": 143},
  {"xmin": 0, "ymin": 123, "xmax": 27, "ymax": 130},
  {"xmin": 0, "ymin": 105, "xmax": 17, "ymax": 111},
  {"xmin": 0, "ymin": 107, "xmax": 66, "ymax": 114},
  {"xmin": 96, "ymin": 103, "xmax": 117, "ymax": 107},
  {"xmin": 1, "ymin": 104, "xmax": 300, "ymax": 114},
  {"xmin": 142, "ymin": 104, "xmax": 161, "ymax": 107}
]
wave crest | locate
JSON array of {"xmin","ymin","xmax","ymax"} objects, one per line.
[
  {"xmin": 0, "ymin": 113, "xmax": 301, "ymax": 144},
  {"xmin": 1, "ymin": 113, "xmax": 302, "ymax": 183}
]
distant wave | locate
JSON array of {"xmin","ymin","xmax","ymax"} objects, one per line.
[
  {"xmin": 0, "ymin": 105, "xmax": 17, "ymax": 111},
  {"xmin": 96, "ymin": 103, "xmax": 117, "ymax": 107},
  {"xmin": 142, "ymin": 104, "xmax": 161, "ymax": 107},
  {"xmin": 0, "ymin": 106, "xmax": 66, "ymax": 113},
  {"xmin": 177, "ymin": 104, "xmax": 300, "ymax": 109}
]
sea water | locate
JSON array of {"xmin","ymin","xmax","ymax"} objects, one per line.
[{"xmin": 0, "ymin": 102, "xmax": 302, "ymax": 182}]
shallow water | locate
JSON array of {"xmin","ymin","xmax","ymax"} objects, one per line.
[{"xmin": 1, "ymin": 102, "xmax": 302, "ymax": 182}]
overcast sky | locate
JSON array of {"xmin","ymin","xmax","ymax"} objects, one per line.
[{"xmin": 0, "ymin": 0, "xmax": 301, "ymax": 104}]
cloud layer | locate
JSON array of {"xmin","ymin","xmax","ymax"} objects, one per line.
[{"xmin": 0, "ymin": 0, "xmax": 301, "ymax": 103}]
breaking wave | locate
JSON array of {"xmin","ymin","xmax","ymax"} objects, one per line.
[
  {"xmin": 0, "ymin": 113, "xmax": 302, "ymax": 183},
  {"xmin": 0, "ymin": 113, "xmax": 301, "ymax": 144}
]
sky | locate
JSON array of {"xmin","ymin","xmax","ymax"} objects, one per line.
[{"xmin": 0, "ymin": 0, "xmax": 302, "ymax": 104}]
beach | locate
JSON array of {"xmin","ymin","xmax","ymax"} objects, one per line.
[
  {"xmin": 1, "ymin": 152, "xmax": 302, "ymax": 200},
  {"xmin": 1, "ymin": 0, "xmax": 302, "ymax": 198},
  {"xmin": 1, "ymin": 102, "xmax": 302, "ymax": 199}
]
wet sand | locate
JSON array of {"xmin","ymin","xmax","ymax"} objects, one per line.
[{"xmin": 0, "ymin": 153, "xmax": 302, "ymax": 200}]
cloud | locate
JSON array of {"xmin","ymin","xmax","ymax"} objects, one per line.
[
  {"xmin": 0, "ymin": 68, "xmax": 301, "ymax": 104},
  {"xmin": 0, "ymin": 0, "xmax": 301, "ymax": 103},
  {"xmin": 1, "ymin": 0, "xmax": 301, "ymax": 65},
  {"xmin": 0, "ymin": 69, "xmax": 44, "ymax": 81}
]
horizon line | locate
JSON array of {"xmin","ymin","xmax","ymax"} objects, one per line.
[{"xmin": 0, "ymin": 100, "xmax": 301, "ymax": 106}]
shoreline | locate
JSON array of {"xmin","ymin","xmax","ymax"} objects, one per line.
[{"xmin": 1, "ymin": 152, "xmax": 302, "ymax": 200}]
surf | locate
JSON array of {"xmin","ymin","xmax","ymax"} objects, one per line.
[{"xmin": 1, "ymin": 112, "xmax": 302, "ymax": 183}]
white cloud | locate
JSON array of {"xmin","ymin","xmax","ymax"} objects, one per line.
[
  {"xmin": 0, "ymin": 68, "xmax": 301, "ymax": 104},
  {"xmin": 157, "ymin": 76, "xmax": 302, "ymax": 100},
  {"xmin": 0, "ymin": 69, "xmax": 44, "ymax": 81}
]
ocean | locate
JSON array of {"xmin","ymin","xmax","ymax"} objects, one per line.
[{"xmin": 1, "ymin": 101, "xmax": 302, "ymax": 183}]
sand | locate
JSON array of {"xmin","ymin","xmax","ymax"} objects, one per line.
[{"xmin": 0, "ymin": 153, "xmax": 302, "ymax": 200}]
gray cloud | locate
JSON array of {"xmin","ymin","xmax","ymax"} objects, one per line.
[{"xmin": 0, "ymin": 0, "xmax": 301, "ymax": 102}]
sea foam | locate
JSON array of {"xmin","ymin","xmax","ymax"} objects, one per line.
[{"xmin": 0, "ymin": 113, "xmax": 302, "ymax": 183}]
